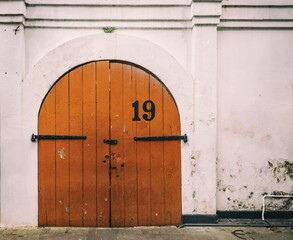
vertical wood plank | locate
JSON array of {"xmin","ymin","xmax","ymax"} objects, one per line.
[
  {"xmin": 96, "ymin": 61, "xmax": 111, "ymax": 227},
  {"xmin": 38, "ymin": 88, "xmax": 56, "ymax": 226},
  {"xmin": 163, "ymin": 89, "xmax": 182, "ymax": 225},
  {"xmin": 110, "ymin": 62, "xmax": 125, "ymax": 227},
  {"xmin": 135, "ymin": 67, "xmax": 151, "ymax": 226},
  {"xmin": 149, "ymin": 76, "xmax": 165, "ymax": 225},
  {"xmin": 69, "ymin": 67, "xmax": 83, "ymax": 226},
  {"xmin": 123, "ymin": 65, "xmax": 138, "ymax": 227},
  {"xmin": 55, "ymin": 75, "xmax": 70, "ymax": 226},
  {"xmin": 82, "ymin": 62, "xmax": 97, "ymax": 226}
]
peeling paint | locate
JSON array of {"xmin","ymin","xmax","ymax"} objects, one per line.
[
  {"xmin": 192, "ymin": 190, "xmax": 196, "ymax": 199},
  {"xmin": 190, "ymin": 150, "xmax": 200, "ymax": 176},
  {"xmin": 58, "ymin": 148, "xmax": 66, "ymax": 159},
  {"xmin": 66, "ymin": 205, "xmax": 70, "ymax": 214},
  {"xmin": 217, "ymin": 180, "xmax": 236, "ymax": 193}
]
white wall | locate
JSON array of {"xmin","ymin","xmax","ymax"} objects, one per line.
[
  {"xmin": 217, "ymin": 30, "xmax": 293, "ymax": 211},
  {"xmin": 0, "ymin": 0, "xmax": 292, "ymax": 226}
]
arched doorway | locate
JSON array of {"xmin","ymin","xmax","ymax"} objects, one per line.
[{"xmin": 38, "ymin": 61, "xmax": 182, "ymax": 227}]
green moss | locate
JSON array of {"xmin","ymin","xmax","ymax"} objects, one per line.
[{"xmin": 103, "ymin": 27, "xmax": 115, "ymax": 33}]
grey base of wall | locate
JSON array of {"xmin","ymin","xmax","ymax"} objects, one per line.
[
  {"xmin": 182, "ymin": 214, "xmax": 218, "ymax": 224},
  {"xmin": 182, "ymin": 211, "xmax": 293, "ymax": 224},
  {"xmin": 217, "ymin": 211, "xmax": 293, "ymax": 220}
]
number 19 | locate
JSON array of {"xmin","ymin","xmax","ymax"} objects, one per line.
[{"xmin": 132, "ymin": 100, "xmax": 155, "ymax": 121}]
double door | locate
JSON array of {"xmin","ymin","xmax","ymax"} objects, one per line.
[{"xmin": 38, "ymin": 61, "xmax": 181, "ymax": 227}]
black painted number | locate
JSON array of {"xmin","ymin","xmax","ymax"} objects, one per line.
[
  {"xmin": 132, "ymin": 100, "xmax": 141, "ymax": 121},
  {"xmin": 132, "ymin": 100, "xmax": 155, "ymax": 121}
]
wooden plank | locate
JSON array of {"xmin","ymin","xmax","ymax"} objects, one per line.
[
  {"xmin": 96, "ymin": 61, "xmax": 111, "ymax": 227},
  {"xmin": 135, "ymin": 67, "xmax": 151, "ymax": 226},
  {"xmin": 163, "ymin": 89, "xmax": 181, "ymax": 225},
  {"xmin": 55, "ymin": 75, "xmax": 70, "ymax": 226},
  {"xmin": 122, "ymin": 64, "xmax": 138, "ymax": 227},
  {"xmin": 69, "ymin": 66, "xmax": 83, "ymax": 226},
  {"xmin": 109, "ymin": 62, "xmax": 125, "ymax": 227},
  {"xmin": 38, "ymin": 87, "xmax": 56, "ymax": 226},
  {"xmin": 149, "ymin": 76, "xmax": 165, "ymax": 226},
  {"xmin": 82, "ymin": 62, "xmax": 97, "ymax": 226}
]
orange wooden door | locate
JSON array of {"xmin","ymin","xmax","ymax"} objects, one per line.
[{"xmin": 38, "ymin": 61, "xmax": 181, "ymax": 227}]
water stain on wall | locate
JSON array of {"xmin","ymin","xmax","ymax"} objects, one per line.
[
  {"xmin": 268, "ymin": 159, "xmax": 293, "ymax": 182},
  {"xmin": 190, "ymin": 150, "xmax": 200, "ymax": 176},
  {"xmin": 232, "ymin": 120, "xmax": 255, "ymax": 138},
  {"xmin": 263, "ymin": 190, "xmax": 293, "ymax": 211},
  {"xmin": 217, "ymin": 180, "xmax": 236, "ymax": 193},
  {"xmin": 260, "ymin": 134, "xmax": 272, "ymax": 143},
  {"xmin": 227, "ymin": 198, "xmax": 256, "ymax": 210}
]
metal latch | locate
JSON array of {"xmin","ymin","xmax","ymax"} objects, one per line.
[{"xmin": 103, "ymin": 139, "xmax": 118, "ymax": 145}]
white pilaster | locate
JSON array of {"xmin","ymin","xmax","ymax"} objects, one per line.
[
  {"xmin": 0, "ymin": 0, "xmax": 28, "ymax": 226},
  {"xmin": 188, "ymin": 0, "xmax": 222, "ymax": 215}
]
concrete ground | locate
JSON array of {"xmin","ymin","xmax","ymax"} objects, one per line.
[{"xmin": 0, "ymin": 226, "xmax": 292, "ymax": 240}]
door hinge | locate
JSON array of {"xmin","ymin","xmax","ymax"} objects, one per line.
[
  {"xmin": 134, "ymin": 134, "xmax": 188, "ymax": 143},
  {"xmin": 31, "ymin": 134, "xmax": 87, "ymax": 142}
]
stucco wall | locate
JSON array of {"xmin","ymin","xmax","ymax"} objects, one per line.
[
  {"xmin": 0, "ymin": 0, "xmax": 292, "ymax": 226},
  {"xmin": 217, "ymin": 30, "xmax": 293, "ymax": 211}
]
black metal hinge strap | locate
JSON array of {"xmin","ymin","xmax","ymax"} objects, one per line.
[
  {"xmin": 31, "ymin": 134, "xmax": 87, "ymax": 142},
  {"xmin": 134, "ymin": 134, "xmax": 188, "ymax": 143}
]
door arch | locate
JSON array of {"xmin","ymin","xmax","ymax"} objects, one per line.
[{"xmin": 38, "ymin": 60, "xmax": 182, "ymax": 227}]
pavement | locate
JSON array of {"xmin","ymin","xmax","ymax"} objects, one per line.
[{"xmin": 0, "ymin": 225, "xmax": 292, "ymax": 240}]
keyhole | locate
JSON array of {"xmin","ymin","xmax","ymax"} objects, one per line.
[{"xmin": 121, "ymin": 163, "xmax": 125, "ymax": 168}]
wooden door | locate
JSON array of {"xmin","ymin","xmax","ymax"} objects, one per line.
[{"xmin": 38, "ymin": 61, "xmax": 182, "ymax": 227}]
